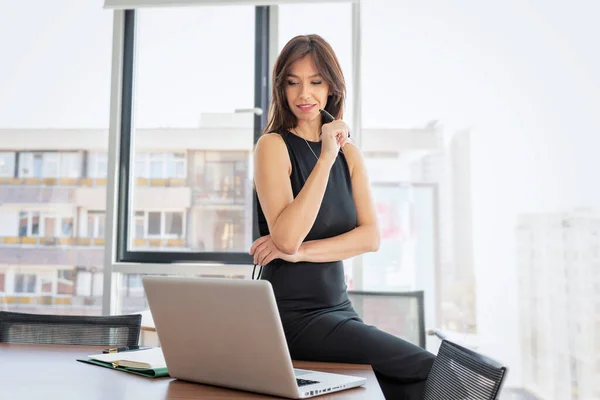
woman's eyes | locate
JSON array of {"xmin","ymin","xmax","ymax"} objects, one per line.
[{"xmin": 287, "ymin": 81, "xmax": 322, "ymax": 85}]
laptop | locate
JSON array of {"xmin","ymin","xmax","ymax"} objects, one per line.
[{"xmin": 142, "ymin": 276, "xmax": 366, "ymax": 399}]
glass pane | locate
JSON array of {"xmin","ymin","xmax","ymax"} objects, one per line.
[
  {"xmin": 362, "ymin": 184, "xmax": 435, "ymax": 292},
  {"xmin": 360, "ymin": 1, "xmax": 600, "ymax": 396},
  {"xmin": 149, "ymin": 159, "xmax": 162, "ymax": 179},
  {"xmin": 61, "ymin": 217, "xmax": 74, "ymax": 237},
  {"xmin": 135, "ymin": 217, "xmax": 145, "ymax": 239},
  {"xmin": 135, "ymin": 159, "xmax": 146, "ymax": 178},
  {"xmin": 279, "ymin": 3, "xmax": 354, "ymax": 125},
  {"xmin": 0, "ymin": 152, "xmax": 16, "ymax": 177},
  {"xmin": 15, "ymin": 274, "xmax": 36, "ymax": 293},
  {"xmin": 33, "ymin": 154, "xmax": 43, "ymax": 178},
  {"xmin": 18, "ymin": 212, "xmax": 28, "ymax": 236},
  {"xmin": 147, "ymin": 212, "xmax": 161, "ymax": 236},
  {"xmin": 165, "ymin": 212, "xmax": 183, "ymax": 236},
  {"xmin": 97, "ymin": 215, "xmax": 105, "ymax": 238},
  {"xmin": 87, "ymin": 215, "xmax": 95, "ymax": 238},
  {"xmin": 0, "ymin": 0, "xmax": 112, "ymax": 315},
  {"xmin": 31, "ymin": 212, "xmax": 40, "ymax": 236},
  {"xmin": 129, "ymin": 6, "xmax": 255, "ymax": 253}
]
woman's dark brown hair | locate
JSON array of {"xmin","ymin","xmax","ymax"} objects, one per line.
[{"xmin": 263, "ymin": 34, "xmax": 346, "ymax": 135}]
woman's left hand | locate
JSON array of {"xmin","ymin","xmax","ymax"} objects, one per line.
[{"xmin": 249, "ymin": 235, "xmax": 298, "ymax": 266}]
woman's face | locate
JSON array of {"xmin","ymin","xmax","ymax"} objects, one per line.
[{"xmin": 285, "ymin": 55, "xmax": 330, "ymax": 124}]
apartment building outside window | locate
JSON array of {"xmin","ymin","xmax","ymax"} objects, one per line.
[
  {"xmin": 135, "ymin": 152, "xmax": 186, "ymax": 179},
  {"xmin": 18, "ymin": 152, "xmax": 82, "ymax": 178}
]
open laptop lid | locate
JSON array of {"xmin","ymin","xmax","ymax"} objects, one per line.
[{"xmin": 142, "ymin": 276, "xmax": 299, "ymax": 398}]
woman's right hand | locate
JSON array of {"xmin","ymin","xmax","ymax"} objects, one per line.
[{"xmin": 320, "ymin": 120, "xmax": 349, "ymax": 165}]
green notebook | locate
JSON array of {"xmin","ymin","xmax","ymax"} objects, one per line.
[{"xmin": 77, "ymin": 348, "xmax": 169, "ymax": 378}]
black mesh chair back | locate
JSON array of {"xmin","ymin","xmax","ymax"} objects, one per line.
[
  {"xmin": 422, "ymin": 340, "xmax": 507, "ymax": 400},
  {"xmin": 0, "ymin": 311, "xmax": 142, "ymax": 346},
  {"xmin": 348, "ymin": 290, "xmax": 426, "ymax": 348}
]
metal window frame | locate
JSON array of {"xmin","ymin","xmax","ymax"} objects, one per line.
[
  {"xmin": 102, "ymin": 1, "xmax": 365, "ymax": 317},
  {"xmin": 111, "ymin": 8, "xmax": 269, "ymax": 266},
  {"xmin": 102, "ymin": 7, "xmax": 272, "ymax": 314}
]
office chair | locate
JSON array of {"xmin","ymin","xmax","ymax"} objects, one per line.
[
  {"xmin": 0, "ymin": 311, "xmax": 141, "ymax": 346},
  {"xmin": 422, "ymin": 339, "xmax": 508, "ymax": 400},
  {"xmin": 348, "ymin": 290, "xmax": 426, "ymax": 348}
]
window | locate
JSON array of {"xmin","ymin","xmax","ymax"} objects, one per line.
[
  {"xmin": 167, "ymin": 153, "xmax": 186, "ymax": 178},
  {"xmin": 137, "ymin": 210, "xmax": 185, "ymax": 238},
  {"xmin": 134, "ymin": 152, "xmax": 187, "ymax": 179},
  {"xmin": 60, "ymin": 217, "xmax": 74, "ymax": 237},
  {"xmin": 18, "ymin": 152, "xmax": 82, "ymax": 178},
  {"xmin": 88, "ymin": 152, "xmax": 108, "ymax": 178},
  {"xmin": 18, "ymin": 211, "xmax": 41, "ymax": 237},
  {"xmin": 87, "ymin": 212, "xmax": 106, "ymax": 238},
  {"xmin": 134, "ymin": 211, "xmax": 145, "ymax": 239},
  {"xmin": 0, "ymin": 152, "xmax": 16, "ymax": 177},
  {"xmin": 201, "ymin": 153, "xmax": 248, "ymax": 203},
  {"xmin": 165, "ymin": 212, "xmax": 183, "ymax": 236},
  {"xmin": 147, "ymin": 212, "xmax": 161, "ymax": 236},
  {"xmin": 18, "ymin": 212, "xmax": 28, "ymax": 237},
  {"xmin": 118, "ymin": 5, "xmax": 260, "ymax": 263},
  {"xmin": 14, "ymin": 274, "xmax": 36, "ymax": 294},
  {"xmin": 19, "ymin": 211, "xmax": 75, "ymax": 238},
  {"xmin": 1, "ymin": 0, "xmax": 112, "ymax": 315}
]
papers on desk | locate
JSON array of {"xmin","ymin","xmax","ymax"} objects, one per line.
[
  {"xmin": 89, "ymin": 348, "xmax": 167, "ymax": 369},
  {"xmin": 77, "ymin": 348, "xmax": 169, "ymax": 378}
]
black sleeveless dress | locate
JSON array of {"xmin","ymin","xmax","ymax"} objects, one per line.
[{"xmin": 257, "ymin": 131, "xmax": 435, "ymax": 400}]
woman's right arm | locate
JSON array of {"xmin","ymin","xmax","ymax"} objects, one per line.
[{"xmin": 254, "ymin": 134, "xmax": 333, "ymax": 255}]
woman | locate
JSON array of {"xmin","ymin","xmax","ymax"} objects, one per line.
[{"xmin": 250, "ymin": 34, "xmax": 435, "ymax": 400}]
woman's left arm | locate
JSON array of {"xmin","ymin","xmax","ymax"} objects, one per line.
[{"xmin": 294, "ymin": 142, "xmax": 380, "ymax": 263}]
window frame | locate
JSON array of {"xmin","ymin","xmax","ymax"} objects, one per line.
[
  {"xmin": 134, "ymin": 152, "xmax": 187, "ymax": 179},
  {"xmin": 103, "ymin": 2, "xmax": 361, "ymax": 317},
  {"xmin": 113, "ymin": 8, "xmax": 268, "ymax": 264},
  {"xmin": 14, "ymin": 273, "xmax": 37, "ymax": 294},
  {"xmin": 18, "ymin": 151, "xmax": 82, "ymax": 179}
]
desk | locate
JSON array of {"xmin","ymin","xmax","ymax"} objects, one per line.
[{"xmin": 0, "ymin": 344, "xmax": 384, "ymax": 399}]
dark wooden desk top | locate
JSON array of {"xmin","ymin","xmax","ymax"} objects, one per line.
[{"xmin": 0, "ymin": 344, "xmax": 384, "ymax": 400}]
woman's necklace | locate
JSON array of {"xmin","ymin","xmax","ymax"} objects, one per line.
[{"xmin": 291, "ymin": 128, "xmax": 342, "ymax": 161}]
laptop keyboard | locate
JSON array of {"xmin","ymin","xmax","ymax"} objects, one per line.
[{"xmin": 297, "ymin": 378, "xmax": 320, "ymax": 387}]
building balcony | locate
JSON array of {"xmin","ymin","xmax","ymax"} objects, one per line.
[
  {"xmin": 0, "ymin": 236, "xmax": 105, "ymax": 247},
  {"xmin": 0, "ymin": 295, "xmax": 72, "ymax": 306},
  {"xmin": 0, "ymin": 236, "xmax": 188, "ymax": 250},
  {"xmin": 0, "ymin": 177, "xmax": 188, "ymax": 187},
  {"xmin": 0, "ymin": 177, "xmax": 107, "ymax": 186},
  {"xmin": 130, "ymin": 238, "xmax": 187, "ymax": 249},
  {"xmin": 192, "ymin": 189, "xmax": 247, "ymax": 206}
]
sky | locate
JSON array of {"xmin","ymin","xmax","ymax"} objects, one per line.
[{"xmin": 1, "ymin": 0, "xmax": 600, "ymax": 388}]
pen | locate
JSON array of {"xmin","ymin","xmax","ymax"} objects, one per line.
[
  {"xmin": 319, "ymin": 108, "xmax": 335, "ymax": 123},
  {"xmin": 319, "ymin": 109, "xmax": 350, "ymax": 138},
  {"xmin": 103, "ymin": 345, "xmax": 151, "ymax": 354}
]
